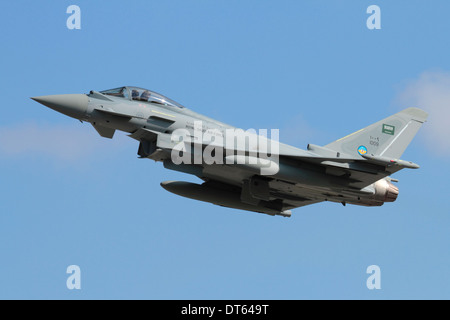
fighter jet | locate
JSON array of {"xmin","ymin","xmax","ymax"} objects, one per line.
[{"xmin": 31, "ymin": 86, "xmax": 428, "ymax": 217}]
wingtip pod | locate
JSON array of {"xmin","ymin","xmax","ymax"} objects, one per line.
[{"xmin": 362, "ymin": 153, "xmax": 420, "ymax": 169}]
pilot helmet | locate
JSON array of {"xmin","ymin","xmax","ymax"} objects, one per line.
[{"xmin": 141, "ymin": 90, "xmax": 150, "ymax": 101}]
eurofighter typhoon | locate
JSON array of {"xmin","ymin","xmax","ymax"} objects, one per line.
[{"xmin": 32, "ymin": 86, "xmax": 428, "ymax": 217}]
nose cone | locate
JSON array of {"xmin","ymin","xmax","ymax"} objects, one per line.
[{"xmin": 31, "ymin": 94, "xmax": 88, "ymax": 119}]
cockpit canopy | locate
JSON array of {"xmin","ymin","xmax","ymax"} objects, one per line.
[{"xmin": 100, "ymin": 86, "xmax": 184, "ymax": 109}]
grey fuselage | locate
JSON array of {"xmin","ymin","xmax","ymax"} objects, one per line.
[{"xmin": 32, "ymin": 86, "xmax": 426, "ymax": 216}]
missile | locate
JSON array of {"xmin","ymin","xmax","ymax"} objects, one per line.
[{"xmin": 160, "ymin": 181, "xmax": 291, "ymax": 217}]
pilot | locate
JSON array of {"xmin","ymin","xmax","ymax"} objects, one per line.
[
  {"xmin": 132, "ymin": 89, "xmax": 140, "ymax": 100},
  {"xmin": 140, "ymin": 90, "xmax": 150, "ymax": 102}
]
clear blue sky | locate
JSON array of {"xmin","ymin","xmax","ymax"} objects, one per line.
[{"xmin": 0, "ymin": 0, "xmax": 449, "ymax": 299}]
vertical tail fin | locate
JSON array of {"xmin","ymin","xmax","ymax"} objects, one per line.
[{"xmin": 325, "ymin": 108, "xmax": 428, "ymax": 159}]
